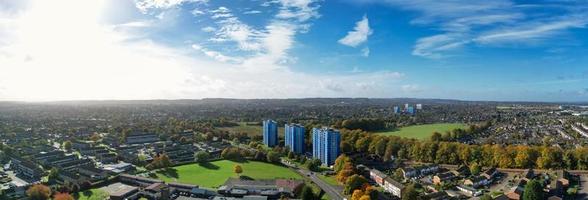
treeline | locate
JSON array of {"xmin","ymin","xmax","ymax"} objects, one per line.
[
  {"xmin": 431, "ymin": 121, "xmax": 492, "ymax": 142},
  {"xmin": 341, "ymin": 129, "xmax": 588, "ymax": 170}
]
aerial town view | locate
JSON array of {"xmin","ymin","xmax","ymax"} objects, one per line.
[{"xmin": 1, "ymin": 0, "xmax": 588, "ymax": 200}]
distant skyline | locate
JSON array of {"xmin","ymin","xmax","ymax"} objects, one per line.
[{"xmin": 0, "ymin": 0, "xmax": 587, "ymax": 102}]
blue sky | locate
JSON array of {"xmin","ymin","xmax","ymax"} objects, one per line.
[{"xmin": 0, "ymin": 0, "xmax": 587, "ymax": 102}]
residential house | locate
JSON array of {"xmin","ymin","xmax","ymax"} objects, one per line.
[
  {"xmin": 11, "ymin": 157, "xmax": 43, "ymax": 179},
  {"xmin": 433, "ymin": 172, "xmax": 456, "ymax": 185},
  {"xmin": 456, "ymin": 185, "xmax": 482, "ymax": 197},
  {"xmin": 481, "ymin": 167, "xmax": 498, "ymax": 180},
  {"xmin": 464, "ymin": 176, "xmax": 490, "ymax": 188},
  {"xmin": 505, "ymin": 179, "xmax": 527, "ymax": 200}
]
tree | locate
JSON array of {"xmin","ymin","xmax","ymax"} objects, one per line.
[
  {"xmin": 344, "ymin": 174, "xmax": 368, "ymax": 194},
  {"xmin": 306, "ymin": 159, "xmax": 322, "ymax": 172},
  {"xmin": 336, "ymin": 162, "xmax": 355, "ymax": 184},
  {"xmin": 334, "ymin": 154, "xmax": 351, "ymax": 173},
  {"xmin": 300, "ymin": 185, "xmax": 316, "ymax": 200},
  {"xmin": 523, "ymin": 180, "xmax": 544, "ymax": 200},
  {"xmin": 234, "ymin": 164, "xmax": 243, "ymax": 177},
  {"xmin": 351, "ymin": 189, "xmax": 365, "ymax": 200},
  {"xmin": 90, "ymin": 133, "xmax": 101, "ymax": 142},
  {"xmin": 53, "ymin": 193, "xmax": 74, "ymax": 200},
  {"xmin": 195, "ymin": 151, "xmax": 210, "ymax": 163},
  {"xmin": 27, "ymin": 184, "xmax": 51, "ymax": 200},
  {"xmin": 430, "ymin": 132, "xmax": 442, "ymax": 141},
  {"xmin": 63, "ymin": 141, "xmax": 72, "ymax": 151},
  {"xmin": 401, "ymin": 183, "xmax": 420, "ymax": 200},
  {"xmin": 267, "ymin": 151, "xmax": 281, "ymax": 163},
  {"xmin": 480, "ymin": 194, "xmax": 493, "ymax": 200},
  {"xmin": 48, "ymin": 167, "xmax": 59, "ymax": 181},
  {"xmin": 288, "ymin": 151, "xmax": 295, "ymax": 159},
  {"xmin": 470, "ymin": 162, "xmax": 481, "ymax": 175}
]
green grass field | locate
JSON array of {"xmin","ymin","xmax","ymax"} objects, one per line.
[
  {"xmin": 75, "ymin": 188, "xmax": 109, "ymax": 200},
  {"xmin": 153, "ymin": 160, "xmax": 302, "ymax": 188},
  {"xmin": 219, "ymin": 122, "xmax": 285, "ymax": 137},
  {"xmin": 317, "ymin": 174, "xmax": 339, "ymax": 186},
  {"xmin": 375, "ymin": 123, "xmax": 467, "ymax": 139}
]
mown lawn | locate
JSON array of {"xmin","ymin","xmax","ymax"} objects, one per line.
[
  {"xmin": 153, "ymin": 160, "xmax": 302, "ymax": 188},
  {"xmin": 374, "ymin": 123, "xmax": 467, "ymax": 139},
  {"xmin": 75, "ymin": 188, "xmax": 109, "ymax": 200},
  {"xmin": 317, "ymin": 174, "xmax": 339, "ymax": 186},
  {"xmin": 218, "ymin": 122, "xmax": 285, "ymax": 137}
]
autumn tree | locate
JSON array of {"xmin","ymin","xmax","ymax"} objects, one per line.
[
  {"xmin": 344, "ymin": 174, "xmax": 368, "ymax": 194},
  {"xmin": 234, "ymin": 164, "xmax": 243, "ymax": 177},
  {"xmin": 27, "ymin": 184, "xmax": 51, "ymax": 200},
  {"xmin": 53, "ymin": 193, "xmax": 74, "ymax": 200}
]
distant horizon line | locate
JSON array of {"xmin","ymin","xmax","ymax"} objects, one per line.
[{"xmin": 0, "ymin": 97, "xmax": 586, "ymax": 105}]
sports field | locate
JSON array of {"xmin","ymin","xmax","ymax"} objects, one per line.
[
  {"xmin": 218, "ymin": 122, "xmax": 285, "ymax": 137},
  {"xmin": 153, "ymin": 160, "xmax": 301, "ymax": 188},
  {"xmin": 375, "ymin": 123, "xmax": 467, "ymax": 139}
]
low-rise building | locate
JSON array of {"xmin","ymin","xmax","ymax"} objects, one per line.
[
  {"xmin": 481, "ymin": 167, "xmax": 498, "ymax": 180},
  {"xmin": 433, "ymin": 172, "xmax": 456, "ymax": 185},
  {"xmin": 383, "ymin": 177, "xmax": 404, "ymax": 198},
  {"xmin": 456, "ymin": 185, "xmax": 482, "ymax": 197},
  {"xmin": 126, "ymin": 132, "xmax": 159, "ymax": 144},
  {"xmin": 369, "ymin": 169, "xmax": 387, "ymax": 186},
  {"xmin": 464, "ymin": 176, "xmax": 490, "ymax": 188},
  {"xmin": 11, "ymin": 157, "xmax": 43, "ymax": 179}
]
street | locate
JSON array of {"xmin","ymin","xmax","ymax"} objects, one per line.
[{"xmin": 297, "ymin": 169, "xmax": 346, "ymax": 200}]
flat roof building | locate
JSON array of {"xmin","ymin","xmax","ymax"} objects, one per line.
[
  {"xmin": 262, "ymin": 120, "xmax": 278, "ymax": 147},
  {"xmin": 284, "ymin": 124, "xmax": 305, "ymax": 154},
  {"xmin": 312, "ymin": 127, "xmax": 341, "ymax": 166}
]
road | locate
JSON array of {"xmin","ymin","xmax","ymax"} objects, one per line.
[{"xmin": 297, "ymin": 169, "xmax": 346, "ymax": 200}]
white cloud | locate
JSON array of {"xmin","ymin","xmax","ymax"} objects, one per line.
[
  {"xmin": 135, "ymin": 0, "xmax": 207, "ymax": 13},
  {"xmin": 274, "ymin": 0, "xmax": 321, "ymax": 22},
  {"xmin": 191, "ymin": 44, "xmax": 242, "ymax": 63},
  {"xmin": 338, "ymin": 15, "xmax": 372, "ymax": 47},
  {"xmin": 201, "ymin": 26, "xmax": 216, "ymax": 32},
  {"xmin": 244, "ymin": 10, "xmax": 262, "ymax": 14},
  {"xmin": 474, "ymin": 18, "xmax": 588, "ymax": 44},
  {"xmin": 0, "ymin": 0, "xmax": 408, "ymax": 101},
  {"xmin": 361, "ymin": 47, "xmax": 370, "ymax": 57},
  {"xmin": 372, "ymin": 0, "xmax": 588, "ymax": 59}
]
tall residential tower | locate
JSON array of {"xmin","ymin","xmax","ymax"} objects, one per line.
[
  {"xmin": 263, "ymin": 120, "xmax": 278, "ymax": 147},
  {"xmin": 285, "ymin": 124, "xmax": 305, "ymax": 154},
  {"xmin": 312, "ymin": 127, "xmax": 341, "ymax": 166}
]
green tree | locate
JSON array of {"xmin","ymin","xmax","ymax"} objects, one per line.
[
  {"xmin": 300, "ymin": 185, "xmax": 316, "ymax": 200},
  {"xmin": 480, "ymin": 194, "xmax": 493, "ymax": 200},
  {"xmin": 194, "ymin": 151, "xmax": 210, "ymax": 163},
  {"xmin": 522, "ymin": 180, "xmax": 544, "ymax": 200},
  {"xmin": 306, "ymin": 158, "xmax": 322, "ymax": 172},
  {"xmin": 344, "ymin": 174, "xmax": 368, "ymax": 195},
  {"xmin": 401, "ymin": 183, "xmax": 419, "ymax": 200},
  {"xmin": 267, "ymin": 151, "xmax": 281, "ymax": 163},
  {"xmin": 63, "ymin": 141, "xmax": 72, "ymax": 151}
]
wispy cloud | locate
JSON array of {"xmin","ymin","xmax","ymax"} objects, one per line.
[
  {"xmin": 367, "ymin": 0, "xmax": 588, "ymax": 59},
  {"xmin": 338, "ymin": 15, "xmax": 372, "ymax": 47},
  {"xmin": 135, "ymin": 0, "xmax": 208, "ymax": 13}
]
